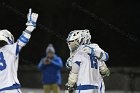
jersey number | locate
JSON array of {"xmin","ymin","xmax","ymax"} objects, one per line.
[
  {"xmin": 0, "ymin": 52, "xmax": 6, "ymax": 71},
  {"xmin": 87, "ymin": 46, "xmax": 98, "ymax": 69}
]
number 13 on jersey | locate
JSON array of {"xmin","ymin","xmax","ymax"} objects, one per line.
[
  {"xmin": 0, "ymin": 52, "xmax": 6, "ymax": 71},
  {"xmin": 85, "ymin": 46, "xmax": 98, "ymax": 69}
]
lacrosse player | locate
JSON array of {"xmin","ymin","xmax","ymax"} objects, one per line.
[
  {"xmin": 0, "ymin": 9, "xmax": 38, "ymax": 93},
  {"xmin": 82, "ymin": 30, "xmax": 110, "ymax": 93},
  {"xmin": 65, "ymin": 29, "xmax": 109, "ymax": 93}
]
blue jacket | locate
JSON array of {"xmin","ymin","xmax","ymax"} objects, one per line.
[{"xmin": 38, "ymin": 55, "xmax": 63, "ymax": 85}]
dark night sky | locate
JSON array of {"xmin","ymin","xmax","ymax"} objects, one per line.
[{"xmin": 0, "ymin": 0, "xmax": 139, "ymax": 67}]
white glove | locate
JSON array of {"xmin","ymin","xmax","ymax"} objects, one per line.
[
  {"xmin": 100, "ymin": 62, "xmax": 110, "ymax": 77},
  {"xmin": 26, "ymin": 8, "xmax": 38, "ymax": 27},
  {"xmin": 68, "ymin": 71, "xmax": 78, "ymax": 87},
  {"xmin": 65, "ymin": 83, "xmax": 77, "ymax": 93},
  {"xmin": 65, "ymin": 90, "xmax": 70, "ymax": 93}
]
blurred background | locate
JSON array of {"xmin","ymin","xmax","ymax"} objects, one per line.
[{"xmin": 0, "ymin": 0, "xmax": 140, "ymax": 93}]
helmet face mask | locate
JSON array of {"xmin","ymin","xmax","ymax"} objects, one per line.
[
  {"xmin": 67, "ymin": 39, "xmax": 80, "ymax": 52},
  {"xmin": 67, "ymin": 30, "xmax": 85, "ymax": 52},
  {"xmin": 67, "ymin": 29, "xmax": 91, "ymax": 52}
]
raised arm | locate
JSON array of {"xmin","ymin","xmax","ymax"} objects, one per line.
[{"xmin": 17, "ymin": 9, "xmax": 38, "ymax": 54}]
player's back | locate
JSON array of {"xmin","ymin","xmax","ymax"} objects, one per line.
[
  {"xmin": 0, "ymin": 43, "xmax": 20, "ymax": 91},
  {"xmin": 73, "ymin": 45, "xmax": 100, "ymax": 87},
  {"xmin": 81, "ymin": 44, "xmax": 106, "ymax": 93}
]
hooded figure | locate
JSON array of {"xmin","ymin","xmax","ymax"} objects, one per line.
[{"xmin": 38, "ymin": 44, "xmax": 63, "ymax": 93}]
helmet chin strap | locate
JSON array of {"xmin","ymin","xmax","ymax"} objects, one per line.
[
  {"xmin": 68, "ymin": 39, "xmax": 79, "ymax": 52},
  {"xmin": 69, "ymin": 44, "xmax": 81, "ymax": 57},
  {"xmin": 70, "ymin": 45, "xmax": 78, "ymax": 53},
  {"xmin": 69, "ymin": 37, "xmax": 85, "ymax": 54}
]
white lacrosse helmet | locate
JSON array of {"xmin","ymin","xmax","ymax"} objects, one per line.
[
  {"xmin": 0, "ymin": 29, "xmax": 14, "ymax": 44},
  {"xmin": 66, "ymin": 30, "xmax": 86, "ymax": 52},
  {"xmin": 82, "ymin": 29, "xmax": 91, "ymax": 44}
]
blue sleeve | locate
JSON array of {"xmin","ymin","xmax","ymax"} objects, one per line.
[
  {"xmin": 51, "ymin": 57, "xmax": 63, "ymax": 68},
  {"xmin": 38, "ymin": 59, "xmax": 46, "ymax": 71},
  {"xmin": 15, "ymin": 44, "xmax": 21, "ymax": 56}
]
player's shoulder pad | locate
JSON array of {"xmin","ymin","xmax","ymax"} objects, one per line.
[
  {"xmin": 2, "ymin": 42, "xmax": 17, "ymax": 50},
  {"xmin": 77, "ymin": 45, "xmax": 91, "ymax": 55},
  {"xmin": 79, "ymin": 43, "xmax": 100, "ymax": 54},
  {"xmin": 90, "ymin": 43, "xmax": 99, "ymax": 48},
  {"xmin": 2, "ymin": 42, "xmax": 18, "ymax": 55}
]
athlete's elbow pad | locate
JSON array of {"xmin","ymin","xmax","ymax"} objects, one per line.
[
  {"xmin": 95, "ymin": 51, "xmax": 109, "ymax": 61},
  {"xmin": 17, "ymin": 30, "xmax": 31, "ymax": 47},
  {"xmin": 100, "ymin": 52, "xmax": 109, "ymax": 61}
]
